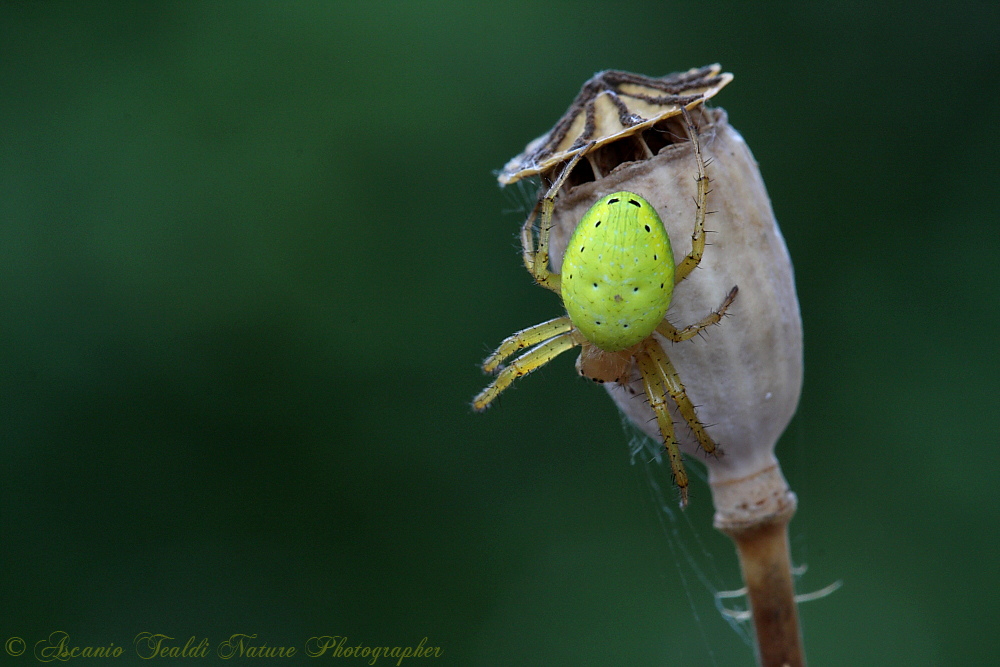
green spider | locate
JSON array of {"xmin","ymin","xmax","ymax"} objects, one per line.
[{"xmin": 474, "ymin": 108, "xmax": 737, "ymax": 506}]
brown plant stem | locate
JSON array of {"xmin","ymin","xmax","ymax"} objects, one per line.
[{"xmin": 717, "ymin": 486, "xmax": 804, "ymax": 667}]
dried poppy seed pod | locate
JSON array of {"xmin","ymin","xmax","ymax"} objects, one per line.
[
  {"xmin": 511, "ymin": 96, "xmax": 802, "ymax": 531},
  {"xmin": 501, "ymin": 67, "xmax": 807, "ymax": 665},
  {"xmin": 545, "ymin": 108, "xmax": 801, "ymax": 530}
]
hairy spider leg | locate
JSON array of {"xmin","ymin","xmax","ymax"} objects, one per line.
[
  {"xmin": 472, "ymin": 333, "xmax": 580, "ymax": 412},
  {"xmin": 518, "ymin": 205, "xmax": 542, "ymax": 279},
  {"xmin": 657, "ymin": 286, "xmax": 739, "ymax": 342},
  {"xmin": 674, "ymin": 106, "xmax": 710, "ymax": 284},
  {"xmin": 520, "ymin": 142, "xmax": 596, "ymax": 293},
  {"xmin": 636, "ymin": 343, "xmax": 690, "ymax": 506},
  {"xmin": 642, "ymin": 337, "xmax": 720, "ymax": 458},
  {"xmin": 482, "ymin": 316, "xmax": 573, "ymax": 373}
]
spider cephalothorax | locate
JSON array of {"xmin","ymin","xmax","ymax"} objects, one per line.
[{"xmin": 475, "ymin": 106, "xmax": 736, "ymax": 506}]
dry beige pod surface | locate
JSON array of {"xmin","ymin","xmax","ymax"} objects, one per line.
[
  {"xmin": 539, "ymin": 107, "xmax": 802, "ymax": 530},
  {"xmin": 499, "ymin": 67, "xmax": 809, "ymax": 664}
]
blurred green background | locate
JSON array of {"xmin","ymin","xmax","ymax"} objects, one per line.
[{"xmin": 3, "ymin": 2, "xmax": 998, "ymax": 665}]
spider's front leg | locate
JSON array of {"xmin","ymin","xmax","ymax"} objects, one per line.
[
  {"xmin": 636, "ymin": 342, "xmax": 690, "ymax": 506},
  {"xmin": 482, "ymin": 317, "xmax": 572, "ymax": 373},
  {"xmin": 520, "ymin": 142, "xmax": 595, "ymax": 293},
  {"xmin": 472, "ymin": 332, "xmax": 579, "ymax": 412},
  {"xmin": 642, "ymin": 337, "xmax": 721, "ymax": 459}
]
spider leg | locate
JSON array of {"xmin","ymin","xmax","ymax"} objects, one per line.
[
  {"xmin": 656, "ymin": 286, "xmax": 738, "ymax": 342},
  {"xmin": 519, "ymin": 203, "xmax": 544, "ymax": 277},
  {"xmin": 674, "ymin": 106, "xmax": 709, "ymax": 284},
  {"xmin": 636, "ymin": 344, "xmax": 689, "ymax": 507},
  {"xmin": 642, "ymin": 337, "xmax": 721, "ymax": 458},
  {"xmin": 482, "ymin": 316, "xmax": 573, "ymax": 373},
  {"xmin": 472, "ymin": 332, "xmax": 579, "ymax": 412},
  {"xmin": 521, "ymin": 142, "xmax": 595, "ymax": 293}
]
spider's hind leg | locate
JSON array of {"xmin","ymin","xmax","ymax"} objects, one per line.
[
  {"xmin": 656, "ymin": 286, "xmax": 738, "ymax": 342},
  {"xmin": 521, "ymin": 142, "xmax": 595, "ymax": 293},
  {"xmin": 673, "ymin": 106, "xmax": 710, "ymax": 285}
]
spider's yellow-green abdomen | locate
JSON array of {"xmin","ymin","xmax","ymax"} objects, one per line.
[{"xmin": 560, "ymin": 192, "xmax": 675, "ymax": 351}]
